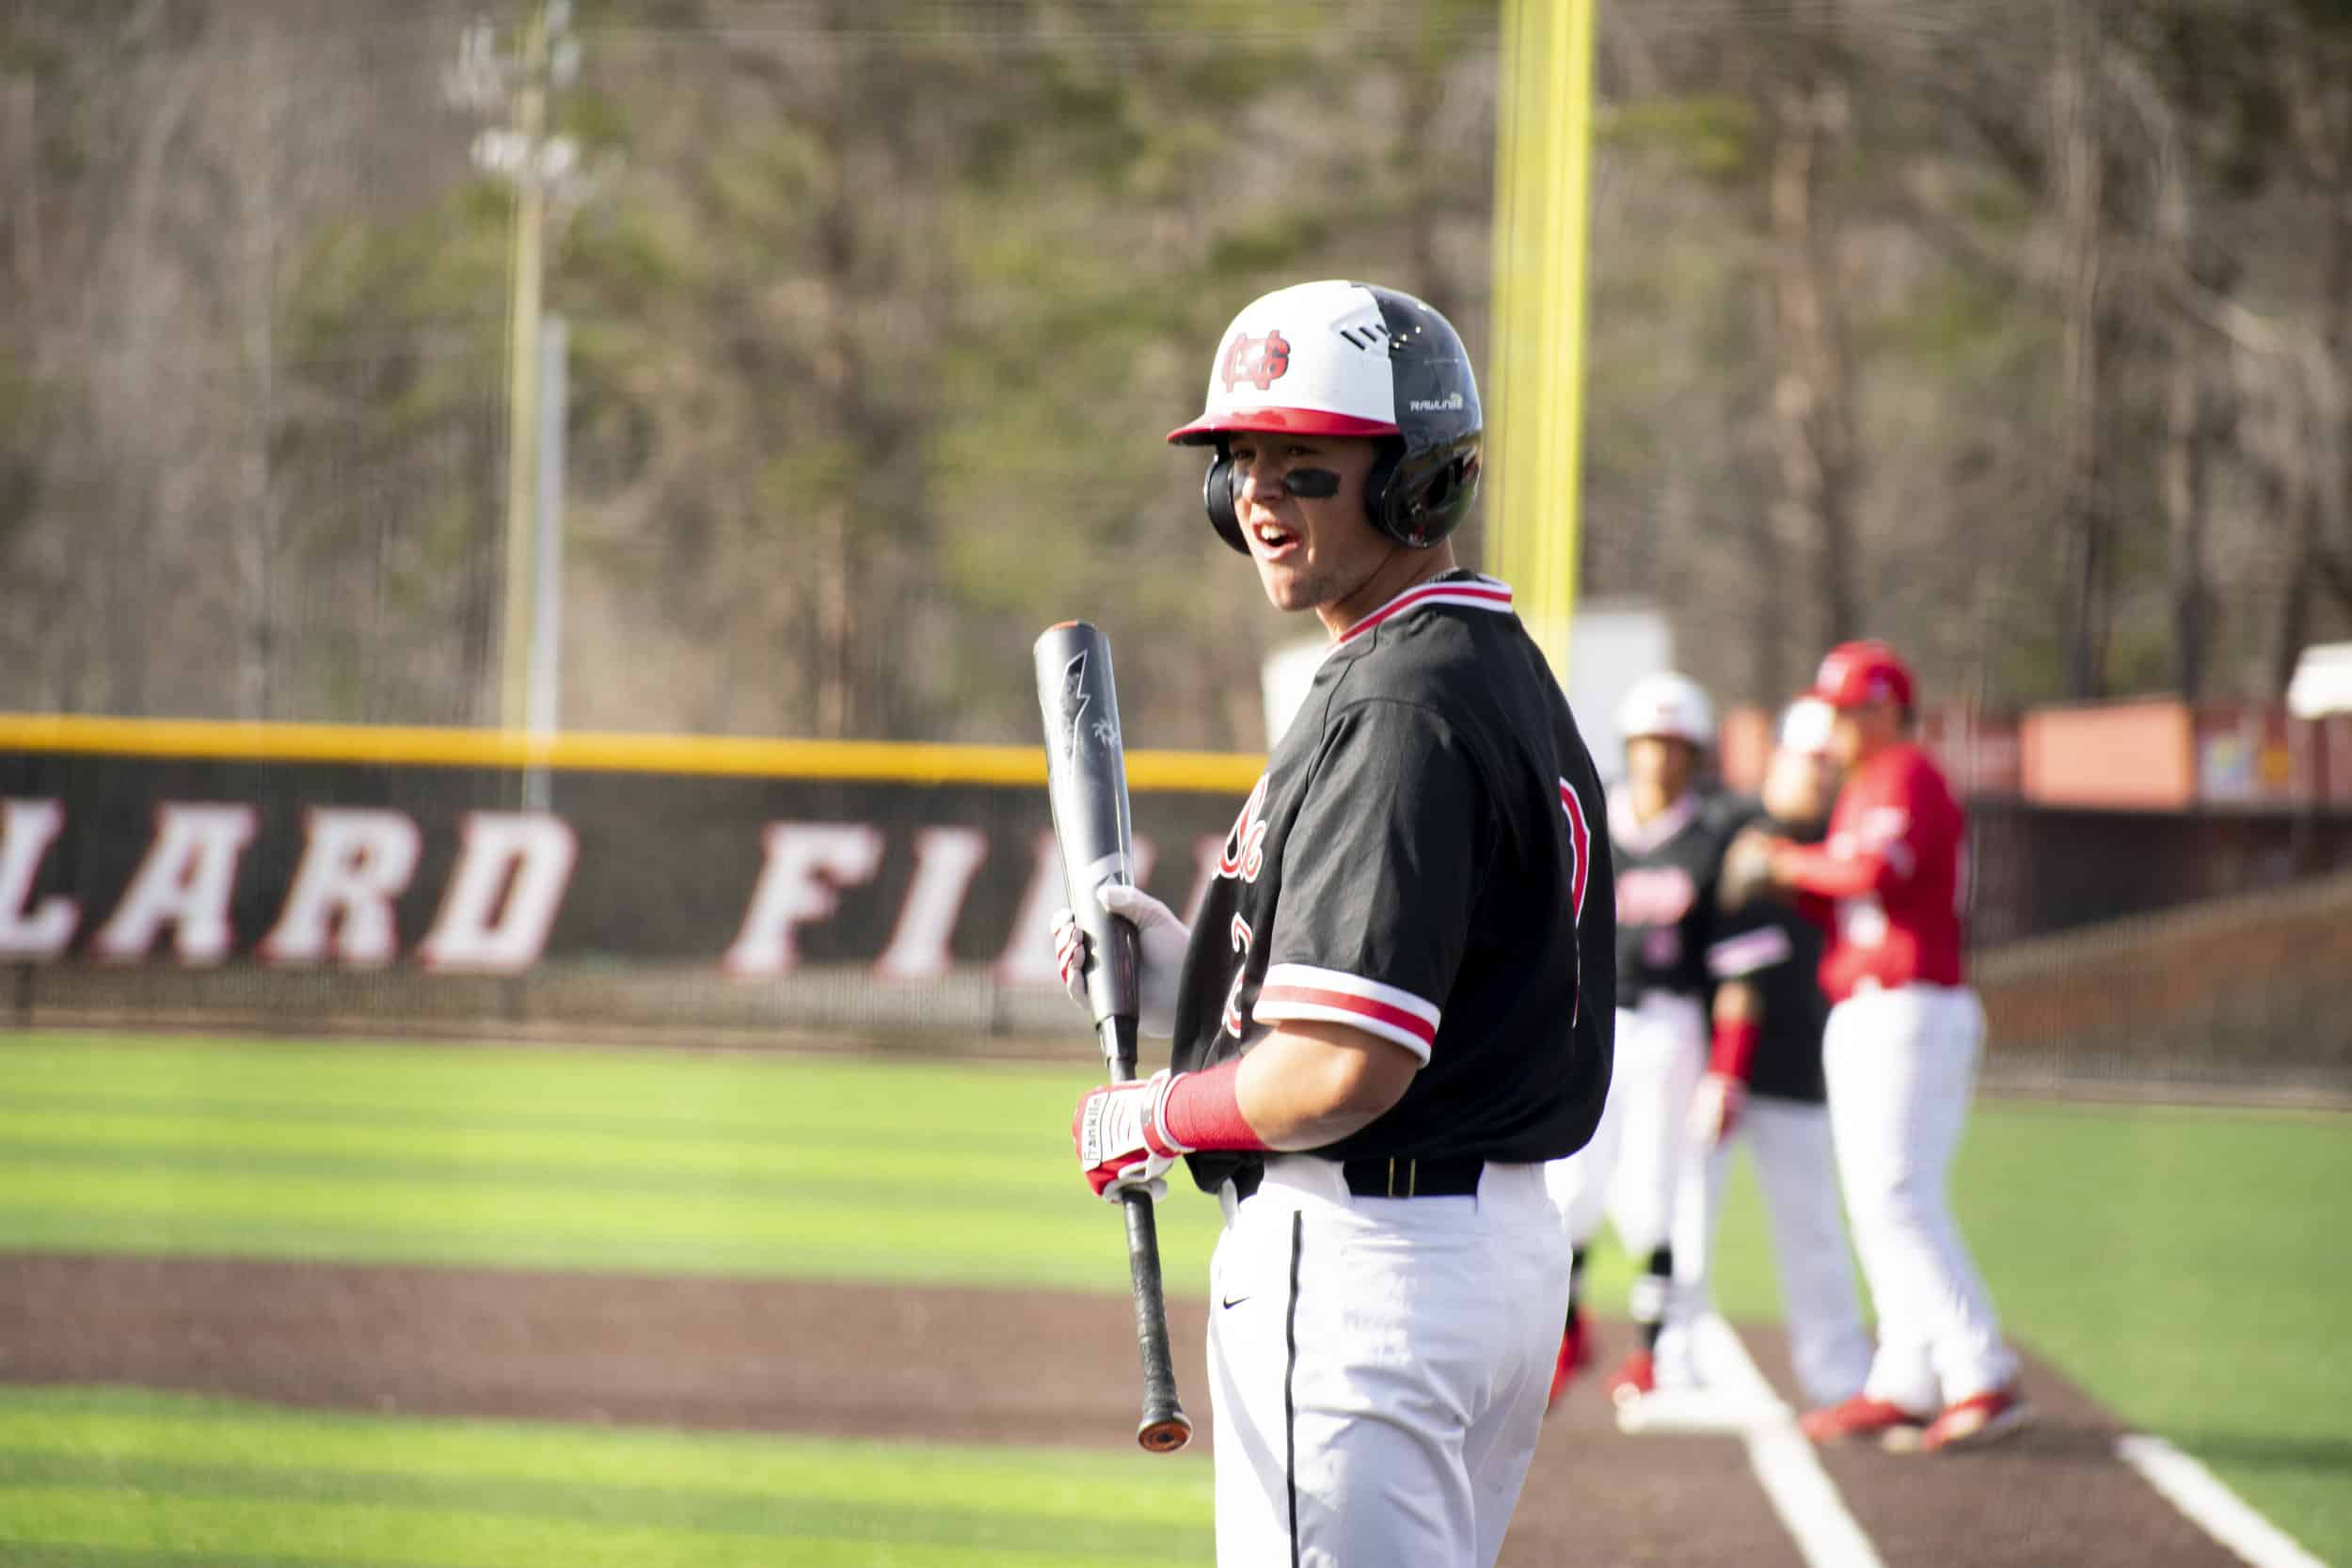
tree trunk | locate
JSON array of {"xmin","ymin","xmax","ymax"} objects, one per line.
[
  {"xmin": 2144, "ymin": 64, "xmax": 2210, "ymax": 701},
  {"xmin": 1764, "ymin": 44, "xmax": 1861, "ymax": 657},
  {"xmin": 2052, "ymin": 0, "xmax": 2107, "ymax": 699},
  {"xmin": 2271, "ymin": 23, "xmax": 2352, "ymax": 703}
]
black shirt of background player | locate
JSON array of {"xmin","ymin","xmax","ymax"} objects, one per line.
[
  {"xmin": 1703, "ymin": 799, "xmax": 1830, "ymax": 1106},
  {"xmin": 1167, "ymin": 575, "xmax": 1616, "ymax": 1195},
  {"xmin": 1609, "ymin": 786, "xmax": 1740, "ymax": 1004}
]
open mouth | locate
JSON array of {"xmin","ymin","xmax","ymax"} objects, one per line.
[{"xmin": 1250, "ymin": 518, "xmax": 1300, "ymax": 557}]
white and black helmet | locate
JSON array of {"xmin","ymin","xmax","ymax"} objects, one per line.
[
  {"xmin": 1168, "ymin": 279, "xmax": 1483, "ymax": 552},
  {"xmin": 1616, "ymin": 673, "xmax": 1716, "ymax": 751}
]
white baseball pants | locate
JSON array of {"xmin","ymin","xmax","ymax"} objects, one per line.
[
  {"xmin": 1544, "ymin": 993, "xmax": 1706, "ymax": 1257},
  {"xmin": 1822, "ymin": 982, "xmax": 2018, "ymax": 1412},
  {"xmin": 1207, "ymin": 1156, "xmax": 1570, "ymax": 1568},
  {"xmin": 1668, "ymin": 1095, "xmax": 1872, "ymax": 1407}
]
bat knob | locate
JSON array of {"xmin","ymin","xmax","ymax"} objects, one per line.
[{"xmin": 1136, "ymin": 1411, "xmax": 1194, "ymax": 1454}]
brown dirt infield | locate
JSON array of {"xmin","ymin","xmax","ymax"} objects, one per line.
[{"xmin": 0, "ymin": 1253, "xmax": 2248, "ymax": 1568}]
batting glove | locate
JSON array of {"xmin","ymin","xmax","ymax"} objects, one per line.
[
  {"xmin": 1687, "ymin": 1072, "xmax": 1745, "ymax": 1146},
  {"xmin": 1073, "ymin": 1069, "xmax": 1193, "ymax": 1202},
  {"xmin": 1049, "ymin": 883, "xmax": 1189, "ymax": 1037}
]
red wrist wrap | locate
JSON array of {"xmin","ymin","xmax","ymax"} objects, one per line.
[
  {"xmin": 1160, "ymin": 1059, "xmax": 1269, "ymax": 1153},
  {"xmin": 1709, "ymin": 1019, "xmax": 1760, "ymax": 1082}
]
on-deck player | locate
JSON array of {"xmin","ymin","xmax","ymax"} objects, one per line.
[
  {"xmin": 1543, "ymin": 673, "xmax": 1734, "ymax": 1411},
  {"xmin": 1739, "ymin": 640, "xmax": 2031, "ymax": 1452},
  {"xmin": 1676, "ymin": 696, "xmax": 1871, "ymax": 1410},
  {"xmin": 1054, "ymin": 278, "xmax": 1615, "ymax": 1567}
]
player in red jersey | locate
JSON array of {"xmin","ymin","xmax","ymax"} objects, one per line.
[{"xmin": 1737, "ymin": 641, "xmax": 2030, "ymax": 1454}]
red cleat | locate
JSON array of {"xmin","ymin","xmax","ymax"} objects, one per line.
[
  {"xmin": 1798, "ymin": 1394, "xmax": 1930, "ymax": 1445},
  {"xmin": 1605, "ymin": 1350, "xmax": 1655, "ymax": 1408},
  {"xmin": 1546, "ymin": 1311, "xmax": 1590, "ymax": 1412},
  {"xmin": 1917, "ymin": 1386, "xmax": 2033, "ymax": 1453}
]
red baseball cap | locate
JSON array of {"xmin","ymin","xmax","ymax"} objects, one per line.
[{"xmin": 1809, "ymin": 641, "xmax": 1915, "ymax": 710}]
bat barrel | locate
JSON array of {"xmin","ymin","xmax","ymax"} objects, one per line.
[{"xmin": 1033, "ymin": 623, "xmax": 1140, "ymax": 1030}]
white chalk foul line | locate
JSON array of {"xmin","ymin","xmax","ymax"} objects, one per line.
[
  {"xmin": 2116, "ymin": 1434, "xmax": 2329, "ymax": 1568},
  {"xmin": 1689, "ymin": 1313, "xmax": 1890, "ymax": 1568}
]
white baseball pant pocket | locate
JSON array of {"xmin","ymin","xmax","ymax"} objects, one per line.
[{"xmin": 1207, "ymin": 1159, "xmax": 1570, "ymax": 1568}]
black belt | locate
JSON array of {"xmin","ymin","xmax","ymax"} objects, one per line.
[{"xmin": 1230, "ymin": 1156, "xmax": 1486, "ymax": 1203}]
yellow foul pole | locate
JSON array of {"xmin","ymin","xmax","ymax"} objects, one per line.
[{"xmin": 1485, "ymin": 0, "xmax": 1598, "ymax": 683}]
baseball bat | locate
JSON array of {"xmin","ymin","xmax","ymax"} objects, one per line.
[{"xmin": 1032, "ymin": 620, "xmax": 1193, "ymax": 1456}]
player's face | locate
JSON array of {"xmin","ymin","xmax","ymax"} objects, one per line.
[
  {"xmin": 1625, "ymin": 735, "xmax": 1697, "ymax": 799},
  {"xmin": 1828, "ymin": 699, "xmax": 1899, "ymax": 770},
  {"xmin": 1224, "ymin": 435, "xmax": 1388, "ymax": 617}
]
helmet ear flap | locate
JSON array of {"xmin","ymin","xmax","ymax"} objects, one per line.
[
  {"xmin": 1203, "ymin": 442, "xmax": 1248, "ymax": 553},
  {"xmin": 1363, "ymin": 438, "xmax": 1405, "ymax": 543}
]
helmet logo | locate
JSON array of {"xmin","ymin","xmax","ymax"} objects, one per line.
[{"xmin": 1218, "ymin": 329, "xmax": 1292, "ymax": 394}]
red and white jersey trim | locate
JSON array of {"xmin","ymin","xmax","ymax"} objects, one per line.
[
  {"xmin": 1254, "ymin": 962, "xmax": 1440, "ymax": 1064},
  {"xmin": 1331, "ymin": 575, "xmax": 1515, "ymax": 654}
]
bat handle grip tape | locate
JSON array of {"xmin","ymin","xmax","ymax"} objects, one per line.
[
  {"xmin": 1123, "ymin": 1190, "xmax": 1193, "ymax": 1452},
  {"xmin": 1099, "ymin": 1014, "xmax": 1191, "ymax": 1452}
]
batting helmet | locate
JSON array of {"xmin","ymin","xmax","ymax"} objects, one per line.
[
  {"xmin": 1616, "ymin": 673, "xmax": 1716, "ymax": 750},
  {"xmin": 1168, "ymin": 279, "xmax": 1482, "ymax": 553},
  {"xmin": 1808, "ymin": 641, "xmax": 1915, "ymax": 711}
]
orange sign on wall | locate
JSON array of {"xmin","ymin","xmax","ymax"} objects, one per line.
[{"xmin": 2019, "ymin": 700, "xmax": 2196, "ymax": 810}]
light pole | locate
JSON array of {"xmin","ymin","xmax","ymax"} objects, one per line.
[{"xmin": 451, "ymin": 1, "xmax": 581, "ymax": 740}]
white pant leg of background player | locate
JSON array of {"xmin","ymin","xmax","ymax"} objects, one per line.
[
  {"xmin": 1207, "ymin": 1162, "xmax": 1569, "ymax": 1568},
  {"xmin": 1823, "ymin": 985, "xmax": 2017, "ymax": 1413},
  {"xmin": 1540, "ymin": 1007, "xmax": 1636, "ymax": 1244},
  {"xmin": 1661, "ymin": 1118, "xmax": 1728, "ymax": 1390},
  {"xmin": 1601, "ymin": 995, "xmax": 1706, "ymax": 1325},
  {"xmin": 1656, "ymin": 1094, "xmax": 1861, "ymax": 1402},
  {"xmin": 1743, "ymin": 1097, "xmax": 1873, "ymax": 1407}
]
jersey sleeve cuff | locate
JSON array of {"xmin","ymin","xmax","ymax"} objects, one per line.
[
  {"xmin": 1707, "ymin": 926, "xmax": 1793, "ymax": 978},
  {"xmin": 1253, "ymin": 962, "xmax": 1438, "ymax": 1064}
]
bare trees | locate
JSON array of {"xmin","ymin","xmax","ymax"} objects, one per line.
[{"xmin": 4, "ymin": 2, "xmax": 2350, "ymax": 741}]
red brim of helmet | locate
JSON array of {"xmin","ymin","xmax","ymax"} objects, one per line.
[{"xmin": 1167, "ymin": 407, "xmax": 1402, "ymax": 445}]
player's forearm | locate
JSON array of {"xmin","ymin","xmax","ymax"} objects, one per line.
[
  {"xmin": 1772, "ymin": 840, "xmax": 1889, "ymax": 900},
  {"xmin": 1231, "ymin": 1021, "xmax": 1420, "ymax": 1150}
]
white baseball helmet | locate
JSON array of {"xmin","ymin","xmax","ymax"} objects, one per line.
[
  {"xmin": 1616, "ymin": 673, "xmax": 1715, "ymax": 749},
  {"xmin": 1168, "ymin": 279, "xmax": 1483, "ymax": 551}
]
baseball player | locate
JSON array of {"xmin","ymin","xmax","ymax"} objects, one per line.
[
  {"xmin": 1674, "ymin": 696, "xmax": 1872, "ymax": 1410},
  {"xmin": 1543, "ymin": 673, "xmax": 1736, "ymax": 1410},
  {"xmin": 1056, "ymin": 278, "xmax": 1616, "ymax": 1568},
  {"xmin": 1739, "ymin": 640, "xmax": 2030, "ymax": 1452}
]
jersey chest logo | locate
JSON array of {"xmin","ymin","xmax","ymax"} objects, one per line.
[
  {"xmin": 1216, "ymin": 774, "xmax": 1272, "ymax": 885},
  {"xmin": 1617, "ymin": 865, "xmax": 1695, "ymax": 927}
]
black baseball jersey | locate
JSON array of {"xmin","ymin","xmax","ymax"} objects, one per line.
[
  {"xmin": 1609, "ymin": 786, "xmax": 1741, "ymax": 1004},
  {"xmin": 1168, "ymin": 573, "xmax": 1616, "ymax": 1194},
  {"xmin": 1705, "ymin": 800, "xmax": 1828, "ymax": 1105}
]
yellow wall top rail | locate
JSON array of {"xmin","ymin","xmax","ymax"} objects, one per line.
[{"xmin": 0, "ymin": 714, "xmax": 1267, "ymax": 795}]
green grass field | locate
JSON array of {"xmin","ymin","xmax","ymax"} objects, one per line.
[{"xmin": 0, "ymin": 1032, "xmax": 2344, "ymax": 1565}]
